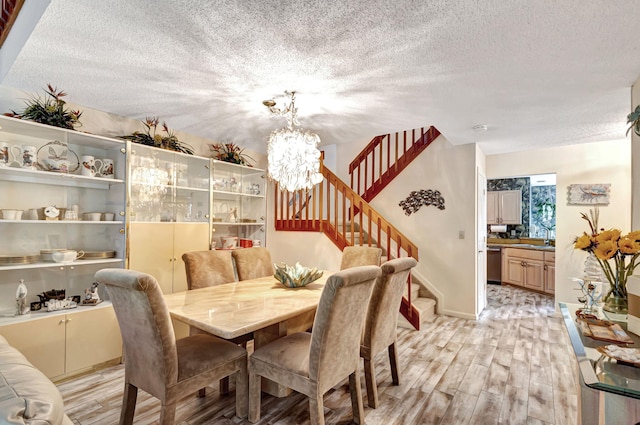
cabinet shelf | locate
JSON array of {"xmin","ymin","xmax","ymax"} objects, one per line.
[
  {"xmin": 0, "ymin": 166, "xmax": 125, "ymax": 189},
  {"xmin": 131, "ymin": 182, "xmax": 209, "ymax": 193},
  {"xmin": 0, "ymin": 220, "xmax": 124, "ymax": 224},
  {"xmin": 0, "ymin": 116, "xmax": 125, "ymax": 150},
  {"xmin": 0, "ymin": 258, "xmax": 123, "ymax": 271},
  {"xmin": 213, "ymin": 221, "xmax": 265, "ymax": 226},
  {"xmin": 0, "ymin": 300, "xmax": 113, "ymax": 327},
  {"xmin": 175, "ymin": 185, "xmax": 209, "ymax": 193},
  {"xmin": 211, "ymin": 189, "xmax": 265, "ymax": 198}
]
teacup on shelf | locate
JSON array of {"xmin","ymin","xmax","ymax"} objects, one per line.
[
  {"xmin": 51, "ymin": 250, "xmax": 84, "ymax": 263},
  {"xmin": 83, "ymin": 212, "xmax": 102, "ymax": 221},
  {"xmin": 1, "ymin": 209, "xmax": 22, "ymax": 220}
]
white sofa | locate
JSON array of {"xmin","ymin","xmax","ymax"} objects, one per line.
[{"xmin": 0, "ymin": 334, "xmax": 72, "ymax": 425}]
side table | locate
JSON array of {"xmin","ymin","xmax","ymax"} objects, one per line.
[{"xmin": 560, "ymin": 302, "xmax": 640, "ymax": 425}]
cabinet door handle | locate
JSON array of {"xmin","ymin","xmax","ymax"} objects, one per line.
[
  {"xmin": 119, "ymin": 228, "xmax": 125, "ymax": 234},
  {"xmin": 58, "ymin": 319, "xmax": 65, "ymax": 325},
  {"xmin": 66, "ymin": 318, "xmax": 71, "ymax": 323},
  {"xmin": 544, "ymin": 264, "xmax": 548, "ymax": 270}
]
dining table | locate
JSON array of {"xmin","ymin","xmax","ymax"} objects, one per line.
[{"xmin": 163, "ymin": 271, "xmax": 334, "ymax": 397}]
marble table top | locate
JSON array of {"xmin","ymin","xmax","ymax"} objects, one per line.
[{"xmin": 164, "ymin": 272, "xmax": 333, "ymax": 340}]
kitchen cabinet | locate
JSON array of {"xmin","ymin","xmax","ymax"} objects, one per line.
[
  {"xmin": 211, "ymin": 160, "xmax": 266, "ymax": 249},
  {"xmin": 502, "ymin": 247, "xmax": 555, "ymax": 294},
  {"xmin": 487, "ymin": 190, "xmax": 522, "ymax": 224},
  {"xmin": 544, "ymin": 251, "xmax": 555, "ymax": 294},
  {"xmin": 0, "ymin": 115, "xmax": 125, "ymax": 378}
]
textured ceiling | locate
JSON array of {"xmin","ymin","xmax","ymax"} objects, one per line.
[{"xmin": 3, "ymin": 0, "xmax": 640, "ymax": 155}]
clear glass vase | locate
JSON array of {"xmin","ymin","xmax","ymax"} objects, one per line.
[
  {"xmin": 603, "ymin": 275, "xmax": 628, "ymax": 315},
  {"xmin": 603, "ymin": 292, "xmax": 628, "ymax": 314}
]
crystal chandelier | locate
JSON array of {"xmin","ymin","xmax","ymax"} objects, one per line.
[{"xmin": 263, "ymin": 91, "xmax": 323, "ymax": 192}]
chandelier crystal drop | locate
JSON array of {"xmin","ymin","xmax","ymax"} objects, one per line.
[{"xmin": 264, "ymin": 91, "xmax": 323, "ymax": 192}]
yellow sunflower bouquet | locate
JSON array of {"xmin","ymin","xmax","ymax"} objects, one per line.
[{"xmin": 574, "ymin": 208, "xmax": 640, "ymax": 313}]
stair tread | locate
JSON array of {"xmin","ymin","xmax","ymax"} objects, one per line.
[
  {"xmin": 412, "ymin": 297, "xmax": 436, "ymax": 309},
  {"xmin": 397, "ymin": 296, "xmax": 437, "ymax": 329}
]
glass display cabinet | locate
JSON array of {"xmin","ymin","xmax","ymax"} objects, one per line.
[
  {"xmin": 210, "ymin": 160, "xmax": 266, "ymax": 249},
  {"xmin": 127, "ymin": 144, "xmax": 211, "ymax": 296}
]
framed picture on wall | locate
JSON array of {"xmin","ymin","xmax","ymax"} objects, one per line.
[{"xmin": 567, "ymin": 184, "xmax": 611, "ymax": 205}]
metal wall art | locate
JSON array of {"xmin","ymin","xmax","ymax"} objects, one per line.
[
  {"xmin": 399, "ymin": 189, "xmax": 445, "ymax": 215},
  {"xmin": 568, "ymin": 184, "xmax": 611, "ymax": 205}
]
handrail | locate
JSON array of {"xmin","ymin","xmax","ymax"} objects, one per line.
[
  {"xmin": 273, "ymin": 162, "xmax": 421, "ymax": 329},
  {"xmin": 349, "ymin": 126, "xmax": 440, "ymax": 201}
]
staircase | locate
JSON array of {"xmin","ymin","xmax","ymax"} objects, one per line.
[
  {"xmin": 350, "ymin": 126, "xmax": 440, "ymax": 201},
  {"xmin": 349, "ymin": 125, "xmax": 442, "ymax": 327},
  {"xmin": 273, "ymin": 125, "xmax": 442, "ymax": 330},
  {"xmin": 274, "ymin": 164, "xmax": 423, "ymax": 329},
  {"xmin": 398, "ymin": 279, "xmax": 436, "ymax": 328},
  {"xmin": 344, "ymin": 222, "xmax": 436, "ymax": 328}
]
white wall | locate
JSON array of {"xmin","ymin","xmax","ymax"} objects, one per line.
[
  {"xmin": 631, "ymin": 76, "xmax": 640, "ymax": 229},
  {"xmin": 372, "ymin": 139, "xmax": 478, "ymax": 318},
  {"xmin": 487, "ymin": 140, "xmax": 631, "ymax": 306}
]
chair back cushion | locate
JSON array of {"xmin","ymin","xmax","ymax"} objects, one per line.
[
  {"xmin": 231, "ymin": 247, "xmax": 274, "ymax": 281},
  {"xmin": 309, "ymin": 265, "xmax": 381, "ymax": 391},
  {"xmin": 340, "ymin": 246, "xmax": 382, "ymax": 270},
  {"xmin": 364, "ymin": 257, "xmax": 418, "ymax": 354},
  {"xmin": 182, "ymin": 250, "xmax": 235, "ymax": 289},
  {"xmin": 95, "ymin": 268, "xmax": 178, "ymax": 399}
]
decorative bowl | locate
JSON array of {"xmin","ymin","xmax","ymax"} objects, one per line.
[{"xmin": 274, "ymin": 262, "xmax": 323, "ymax": 288}]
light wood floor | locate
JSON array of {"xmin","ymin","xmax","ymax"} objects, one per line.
[{"xmin": 58, "ymin": 284, "xmax": 579, "ymax": 425}]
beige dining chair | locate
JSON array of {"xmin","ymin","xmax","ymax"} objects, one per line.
[
  {"xmin": 340, "ymin": 245, "xmax": 383, "ymax": 270},
  {"xmin": 182, "ymin": 249, "xmax": 244, "ymax": 396},
  {"xmin": 95, "ymin": 268, "xmax": 248, "ymax": 425},
  {"xmin": 360, "ymin": 257, "xmax": 417, "ymax": 408},
  {"xmin": 248, "ymin": 265, "xmax": 382, "ymax": 425},
  {"xmin": 232, "ymin": 247, "xmax": 274, "ymax": 281},
  {"xmin": 182, "ymin": 250, "xmax": 236, "ymax": 290}
]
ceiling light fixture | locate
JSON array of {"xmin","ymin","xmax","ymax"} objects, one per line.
[
  {"xmin": 473, "ymin": 124, "xmax": 488, "ymax": 132},
  {"xmin": 263, "ymin": 90, "xmax": 323, "ymax": 192}
]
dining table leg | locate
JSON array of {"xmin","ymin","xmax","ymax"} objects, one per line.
[{"xmin": 253, "ymin": 310, "xmax": 316, "ymax": 397}]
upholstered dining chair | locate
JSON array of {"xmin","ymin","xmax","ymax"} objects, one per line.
[
  {"xmin": 95, "ymin": 268, "xmax": 248, "ymax": 425},
  {"xmin": 232, "ymin": 247, "xmax": 274, "ymax": 281},
  {"xmin": 340, "ymin": 245, "xmax": 383, "ymax": 270},
  {"xmin": 182, "ymin": 249, "xmax": 244, "ymax": 396},
  {"xmin": 248, "ymin": 265, "xmax": 382, "ymax": 425},
  {"xmin": 182, "ymin": 249, "xmax": 235, "ymax": 290},
  {"xmin": 360, "ymin": 257, "xmax": 417, "ymax": 408}
]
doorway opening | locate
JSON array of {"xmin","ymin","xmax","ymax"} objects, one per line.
[{"xmin": 485, "ymin": 173, "xmax": 556, "ymax": 301}]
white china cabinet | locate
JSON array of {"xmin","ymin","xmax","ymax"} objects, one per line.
[
  {"xmin": 0, "ymin": 116, "xmax": 125, "ymax": 380},
  {"xmin": 211, "ymin": 159, "xmax": 266, "ymax": 249}
]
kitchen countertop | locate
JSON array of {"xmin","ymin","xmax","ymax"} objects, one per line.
[{"xmin": 487, "ymin": 243, "xmax": 555, "ymax": 252}]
